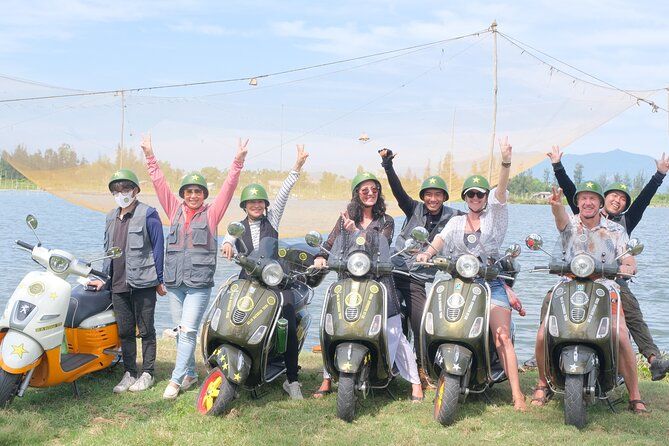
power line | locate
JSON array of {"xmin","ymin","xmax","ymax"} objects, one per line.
[{"xmin": 0, "ymin": 28, "xmax": 491, "ymax": 104}]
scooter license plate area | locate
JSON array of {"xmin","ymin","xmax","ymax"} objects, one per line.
[
  {"xmin": 548, "ymin": 281, "xmax": 611, "ymax": 342},
  {"xmin": 426, "ymin": 279, "xmax": 486, "ymax": 340},
  {"xmin": 324, "ymin": 278, "xmax": 384, "ymax": 339}
]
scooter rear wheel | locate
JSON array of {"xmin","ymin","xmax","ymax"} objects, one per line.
[
  {"xmin": 336, "ymin": 372, "xmax": 357, "ymax": 422},
  {"xmin": 0, "ymin": 369, "xmax": 23, "ymax": 408},
  {"xmin": 564, "ymin": 373, "xmax": 587, "ymax": 429},
  {"xmin": 434, "ymin": 372, "xmax": 460, "ymax": 426},
  {"xmin": 196, "ymin": 367, "xmax": 237, "ymax": 416}
]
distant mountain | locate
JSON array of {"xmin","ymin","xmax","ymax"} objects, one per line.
[{"xmin": 527, "ymin": 149, "xmax": 664, "ymax": 190}]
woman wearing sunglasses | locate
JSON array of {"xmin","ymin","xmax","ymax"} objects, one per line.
[
  {"xmin": 416, "ymin": 137, "xmax": 527, "ymax": 411},
  {"xmin": 312, "ymin": 172, "xmax": 424, "ymax": 402}
]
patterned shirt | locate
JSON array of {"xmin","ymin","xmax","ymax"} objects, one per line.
[{"xmin": 560, "ymin": 214, "xmax": 629, "ymax": 263}]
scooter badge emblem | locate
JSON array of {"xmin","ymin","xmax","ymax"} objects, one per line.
[
  {"xmin": 345, "ymin": 292, "xmax": 363, "ymax": 307},
  {"xmin": 28, "ymin": 282, "xmax": 45, "ymax": 296},
  {"xmin": 569, "ymin": 363, "xmax": 578, "ymax": 372},
  {"xmin": 11, "ymin": 344, "xmax": 28, "ymax": 359},
  {"xmin": 369, "ymin": 285, "xmax": 379, "ymax": 294},
  {"xmin": 436, "ymin": 285, "xmax": 445, "ymax": 294},
  {"xmin": 267, "ymin": 296, "xmax": 276, "ymax": 305},
  {"xmin": 595, "ymin": 289, "xmax": 605, "ymax": 297},
  {"xmin": 278, "ymin": 248, "xmax": 287, "ymax": 258},
  {"xmin": 299, "ymin": 252, "xmax": 308, "ymax": 261},
  {"xmin": 236, "ymin": 296, "xmax": 255, "ymax": 312},
  {"xmin": 355, "ymin": 236, "xmax": 366, "ymax": 246},
  {"xmin": 452, "ymin": 363, "xmax": 461, "ymax": 372}
]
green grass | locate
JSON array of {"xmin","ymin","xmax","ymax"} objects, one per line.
[{"xmin": 1, "ymin": 340, "xmax": 667, "ymax": 446}]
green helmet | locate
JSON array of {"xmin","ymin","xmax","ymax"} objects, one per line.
[
  {"xmin": 604, "ymin": 182, "xmax": 632, "ymax": 212},
  {"xmin": 240, "ymin": 183, "xmax": 269, "ymax": 209},
  {"xmin": 108, "ymin": 168, "xmax": 140, "ymax": 193},
  {"xmin": 574, "ymin": 180, "xmax": 604, "ymax": 207},
  {"xmin": 179, "ymin": 172, "xmax": 209, "ymax": 199},
  {"xmin": 461, "ymin": 175, "xmax": 490, "ymax": 199},
  {"xmin": 351, "ymin": 172, "xmax": 380, "ymax": 192},
  {"xmin": 419, "ymin": 175, "xmax": 449, "ymax": 201}
]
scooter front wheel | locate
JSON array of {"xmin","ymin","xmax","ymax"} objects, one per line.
[
  {"xmin": 564, "ymin": 373, "xmax": 587, "ymax": 429},
  {"xmin": 336, "ymin": 372, "xmax": 357, "ymax": 422},
  {"xmin": 196, "ymin": 367, "xmax": 237, "ymax": 416},
  {"xmin": 434, "ymin": 372, "xmax": 460, "ymax": 426},
  {"xmin": 0, "ymin": 369, "xmax": 23, "ymax": 408}
]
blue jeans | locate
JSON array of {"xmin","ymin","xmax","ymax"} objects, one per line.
[
  {"xmin": 168, "ymin": 284, "xmax": 212, "ymax": 385},
  {"xmin": 475, "ymin": 278, "xmax": 511, "ymax": 310}
]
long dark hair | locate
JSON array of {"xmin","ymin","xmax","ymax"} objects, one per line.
[{"xmin": 347, "ymin": 181, "xmax": 386, "ymax": 224}]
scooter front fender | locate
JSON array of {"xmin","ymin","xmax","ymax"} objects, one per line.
[
  {"xmin": 435, "ymin": 344, "xmax": 472, "ymax": 377},
  {"xmin": 0, "ymin": 330, "xmax": 44, "ymax": 372},
  {"xmin": 335, "ymin": 343, "xmax": 370, "ymax": 374},
  {"xmin": 560, "ymin": 345, "xmax": 597, "ymax": 375},
  {"xmin": 209, "ymin": 344, "xmax": 252, "ymax": 385}
]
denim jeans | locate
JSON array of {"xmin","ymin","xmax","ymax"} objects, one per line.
[{"xmin": 168, "ymin": 284, "xmax": 212, "ymax": 385}]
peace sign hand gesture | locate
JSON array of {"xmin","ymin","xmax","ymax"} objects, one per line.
[
  {"xmin": 656, "ymin": 152, "xmax": 669, "ymax": 175},
  {"xmin": 141, "ymin": 133, "xmax": 154, "ymax": 159},
  {"xmin": 294, "ymin": 144, "xmax": 309, "ymax": 171},
  {"xmin": 341, "ymin": 211, "xmax": 356, "ymax": 232},
  {"xmin": 235, "ymin": 138, "xmax": 249, "ymax": 163},
  {"xmin": 548, "ymin": 186, "xmax": 563, "ymax": 207},
  {"xmin": 499, "ymin": 136, "xmax": 512, "ymax": 163}
]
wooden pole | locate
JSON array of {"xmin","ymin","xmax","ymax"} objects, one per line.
[
  {"xmin": 120, "ymin": 91, "xmax": 125, "ymax": 168},
  {"xmin": 487, "ymin": 21, "xmax": 498, "ymax": 180}
]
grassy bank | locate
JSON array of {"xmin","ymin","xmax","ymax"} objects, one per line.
[{"xmin": 0, "ymin": 340, "xmax": 667, "ymax": 446}]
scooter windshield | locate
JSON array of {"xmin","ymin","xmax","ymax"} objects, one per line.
[
  {"xmin": 247, "ymin": 237, "xmax": 280, "ymax": 262},
  {"xmin": 329, "ymin": 227, "xmax": 392, "ymax": 275},
  {"xmin": 439, "ymin": 222, "xmax": 491, "ymax": 264},
  {"xmin": 552, "ymin": 223, "xmax": 622, "ymax": 266}
]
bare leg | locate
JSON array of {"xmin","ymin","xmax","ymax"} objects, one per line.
[
  {"xmin": 613, "ymin": 312, "xmax": 645, "ymax": 411},
  {"xmin": 531, "ymin": 321, "xmax": 553, "ymax": 406},
  {"xmin": 489, "ymin": 305, "xmax": 526, "ymax": 411}
]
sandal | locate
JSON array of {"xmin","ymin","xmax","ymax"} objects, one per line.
[
  {"xmin": 312, "ymin": 379, "xmax": 332, "ymax": 399},
  {"xmin": 410, "ymin": 394, "xmax": 424, "ymax": 403},
  {"xmin": 628, "ymin": 399, "xmax": 651, "ymax": 414},
  {"xmin": 530, "ymin": 385, "xmax": 554, "ymax": 407}
]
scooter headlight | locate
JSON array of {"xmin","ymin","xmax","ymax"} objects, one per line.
[
  {"xmin": 347, "ymin": 252, "xmax": 371, "ymax": 277},
  {"xmin": 570, "ymin": 254, "xmax": 595, "ymax": 278},
  {"xmin": 261, "ymin": 262, "xmax": 284, "ymax": 287},
  {"xmin": 456, "ymin": 254, "xmax": 479, "ymax": 279},
  {"xmin": 49, "ymin": 255, "xmax": 70, "ymax": 274}
]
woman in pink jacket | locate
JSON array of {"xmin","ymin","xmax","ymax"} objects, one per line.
[{"xmin": 141, "ymin": 135, "xmax": 248, "ymax": 399}]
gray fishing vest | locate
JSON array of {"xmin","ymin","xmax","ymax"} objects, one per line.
[
  {"xmin": 164, "ymin": 206, "xmax": 218, "ymax": 288},
  {"xmin": 103, "ymin": 202, "xmax": 159, "ymax": 289},
  {"xmin": 393, "ymin": 202, "xmax": 459, "ymax": 282}
]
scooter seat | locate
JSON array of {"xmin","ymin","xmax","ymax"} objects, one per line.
[{"xmin": 65, "ymin": 285, "xmax": 113, "ymax": 328}]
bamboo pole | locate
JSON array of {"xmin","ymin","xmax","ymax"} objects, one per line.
[{"xmin": 487, "ymin": 21, "xmax": 498, "ymax": 180}]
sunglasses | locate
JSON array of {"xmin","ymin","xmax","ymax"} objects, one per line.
[
  {"xmin": 359, "ymin": 187, "xmax": 379, "ymax": 195},
  {"xmin": 465, "ymin": 190, "xmax": 487, "ymax": 199}
]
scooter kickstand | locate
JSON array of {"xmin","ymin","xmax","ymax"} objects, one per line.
[
  {"xmin": 481, "ymin": 391, "xmax": 492, "ymax": 404},
  {"xmin": 71, "ymin": 381, "xmax": 81, "ymax": 399}
]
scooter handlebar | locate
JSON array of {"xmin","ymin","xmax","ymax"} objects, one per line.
[
  {"xmin": 89, "ymin": 268, "xmax": 110, "ymax": 281},
  {"xmin": 15, "ymin": 240, "xmax": 34, "ymax": 251}
]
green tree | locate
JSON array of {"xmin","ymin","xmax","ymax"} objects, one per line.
[{"xmin": 573, "ymin": 163, "xmax": 584, "ymax": 185}]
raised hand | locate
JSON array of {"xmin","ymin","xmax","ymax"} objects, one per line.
[
  {"xmin": 141, "ymin": 133, "xmax": 154, "ymax": 158},
  {"xmin": 546, "ymin": 145, "xmax": 563, "ymax": 164},
  {"xmin": 294, "ymin": 144, "xmax": 309, "ymax": 171},
  {"xmin": 548, "ymin": 186, "xmax": 563, "ymax": 207},
  {"xmin": 499, "ymin": 136, "xmax": 512, "ymax": 162},
  {"xmin": 235, "ymin": 138, "xmax": 249, "ymax": 163},
  {"xmin": 341, "ymin": 211, "xmax": 356, "ymax": 232},
  {"xmin": 378, "ymin": 148, "xmax": 395, "ymax": 160},
  {"xmin": 656, "ymin": 152, "xmax": 669, "ymax": 175}
]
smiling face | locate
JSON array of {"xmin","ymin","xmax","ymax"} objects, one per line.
[
  {"xmin": 604, "ymin": 191, "xmax": 628, "ymax": 215},
  {"xmin": 577, "ymin": 191, "xmax": 603, "ymax": 219},
  {"xmin": 183, "ymin": 186, "xmax": 206, "ymax": 210},
  {"xmin": 464, "ymin": 189, "xmax": 488, "ymax": 213},
  {"xmin": 244, "ymin": 199, "xmax": 267, "ymax": 220},
  {"xmin": 357, "ymin": 180, "xmax": 379, "ymax": 207},
  {"xmin": 422, "ymin": 188, "xmax": 446, "ymax": 214}
]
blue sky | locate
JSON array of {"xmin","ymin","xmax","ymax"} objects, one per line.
[{"xmin": 1, "ymin": 1, "xmax": 668, "ymax": 173}]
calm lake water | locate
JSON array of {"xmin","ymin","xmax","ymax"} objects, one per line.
[{"xmin": 1, "ymin": 190, "xmax": 667, "ymax": 362}]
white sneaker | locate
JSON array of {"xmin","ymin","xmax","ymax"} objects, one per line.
[
  {"xmin": 128, "ymin": 372, "xmax": 154, "ymax": 392},
  {"xmin": 283, "ymin": 380, "xmax": 303, "ymax": 400},
  {"xmin": 162, "ymin": 382, "xmax": 180, "ymax": 400},
  {"xmin": 181, "ymin": 375, "xmax": 198, "ymax": 391},
  {"xmin": 113, "ymin": 372, "xmax": 136, "ymax": 394}
]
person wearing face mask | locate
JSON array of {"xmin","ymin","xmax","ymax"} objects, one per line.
[
  {"xmin": 378, "ymin": 148, "xmax": 462, "ymax": 390},
  {"xmin": 312, "ymin": 172, "xmax": 425, "ymax": 402},
  {"xmin": 89, "ymin": 169, "xmax": 166, "ymax": 394},
  {"xmin": 541, "ymin": 146, "xmax": 669, "ymax": 382},
  {"xmin": 415, "ymin": 137, "xmax": 527, "ymax": 411},
  {"xmin": 141, "ymin": 134, "xmax": 248, "ymax": 400},
  {"xmin": 219, "ymin": 144, "xmax": 309, "ymax": 399}
]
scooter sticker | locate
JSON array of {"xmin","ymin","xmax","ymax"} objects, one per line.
[
  {"xmin": 279, "ymin": 248, "xmax": 287, "ymax": 258},
  {"xmin": 35, "ymin": 322, "xmax": 62, "ymax": 332},
  {"xmin": 355, "ymin": 236, "xmax": 366, "ymax": 246},
  {"xmin": 299, "ymin": 252, "xmax": 308, "ymax": 261},
  {"xmin": 345, "ymin": 292, "xmax": 363, "ymax": 307},
  {"xmin": 369, "ymin": 285, "xmax": 379, "ymax": 294},
  {"xmin": 10, "ymin": 344, "xmax": 28, "ymax": 358},
  {"xmin": 28, "ymin": 282, "xmax": 45, "ymax": 296},
  {"xmin": 236, "ymin": 296, "xmax": 255, "ymax": 312}
]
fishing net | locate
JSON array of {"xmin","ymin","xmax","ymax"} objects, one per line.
[{"xmin": 1, "ymin": 29, "xmax": 661, "ymax": 236}]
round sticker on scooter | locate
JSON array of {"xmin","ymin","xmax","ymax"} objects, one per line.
[
  {"xmin": 369, "ymin": 285, "xmax": 379, "ymax": 294},
  {"xmin": 345, "ymin": 292, "xmax": 363, "ymax": 307},
  {"xmin": 472, "ymin": 287, "xmax": 481, "ymax": 295},
  {"xmin": 28, "ymin": 282, "xmax": 45, "ymax": 296},
  {"xmin": 356, "ymin": 236, "xmax": 366, "ymax": 246},
  {"xmin": 236, "ymin": 295, "xmax": 255, "ymax": 312},
  {"xmin": 436, "ymin": 285, "xmax": 445, "ymax": 294},
  {"xmin": 596, "ymin": 288, "xmax": 605, "ymax": 297},
  {"xmin": 279, "ymin": 248, "xmax": 287, "ymax": 258}
]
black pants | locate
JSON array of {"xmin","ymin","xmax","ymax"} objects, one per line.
[
  {"xmin": 539, "ymin": 280, "xmax": 659, "ymax": 360},
  {"xmin": 281, "ymin": 289, "xmax": 299, "ymax": 383},
  {"xmin": 112, "ymin": 287, "xmax": 157, "ymax": 377},
  {"xmin": 394, "ymin": 273, "xmax": 427, "ymax": 352}
]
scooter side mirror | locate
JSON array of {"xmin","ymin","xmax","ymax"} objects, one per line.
[
  {"xmin": 505, "ymin": 243, "xmax": 521, "ymax": 258},
  {"xmin": 26, "ymin": 215, "xmax": 38, "ymax": 230},
  {"xmin": 305, "ymin": 231, "xmax": 323, "ymax": 248},
  {"xmin": 107, "ymin": 247, "xmax": 122, "ymax": 259},
  {"xmin": 404, "ymin": 238, "xmax": 417, "ymax": 251},
  {"xmin": 227, "ymin": 222, "xmax": 245, "ymax": 238},
  {"xmin": 410, "ymin": 226, "xmax": 429, "ymax": 243},
  {"xmin": 525, "ymin": 234, "xmax": 543, "ymax": 251},
  {"xmin": 626, "ymin": 238, "xmax": 644, "ymax": 256}
]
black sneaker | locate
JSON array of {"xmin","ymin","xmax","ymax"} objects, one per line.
[{"xmin": 650, "ymin": 354, "xmax": 669, "ymax": 381}]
